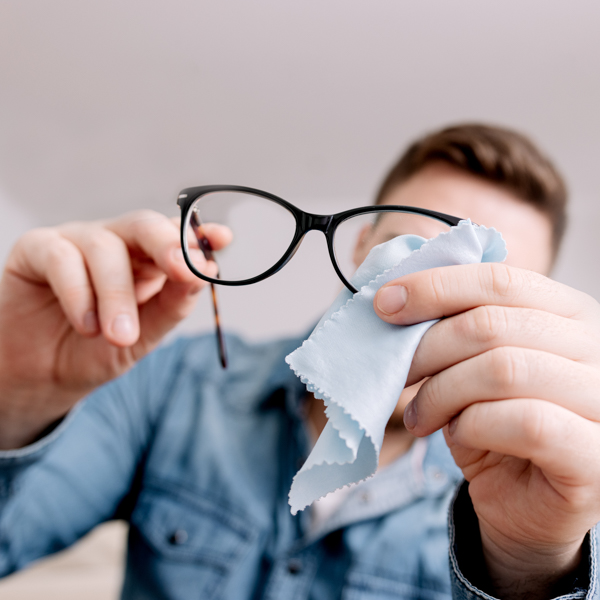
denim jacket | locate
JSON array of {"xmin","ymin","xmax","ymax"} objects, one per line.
[{"xmin": 0, "ymin": 333, "xmax": 597, "ymax": 599}]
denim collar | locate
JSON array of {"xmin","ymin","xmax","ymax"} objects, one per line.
[{"xmin": 296, "ymin": 430, "xmax": 463, "ymax": 545}]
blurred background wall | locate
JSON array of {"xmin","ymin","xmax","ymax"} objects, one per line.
[{"xmin": 0, "ymin": 1, "xmax": 599, "ymax": 597}]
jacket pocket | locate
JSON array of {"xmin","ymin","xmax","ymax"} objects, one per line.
[{"xmin": 128, "ymin": 478, "xmax": 257, "ymax": 599}]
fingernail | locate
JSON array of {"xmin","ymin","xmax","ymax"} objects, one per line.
[
  {"xmin": 377, "ymin": 285, "xmax": 408, "ymax": 315},
  {"xmin": 111, "ymin": 314, "xmax": 135, "ymax": 341},
  {"xmin": 448, "ymin": 416, "xmax": 459, "ymax": 436},
  {"xmin": 404, "ymin": 399, "xmax": 417, "ymax": 430},
  {"xmin": 83, "ymin": 310, "xmax": 98, "ymax": 334}
]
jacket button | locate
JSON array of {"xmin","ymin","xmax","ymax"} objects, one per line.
[
  {"xmin": 287, "ymin": 559, "xmax": 303, "ymax": 575},
  {"xmin": 168, "ymin": 529, "xmax": 188, "ymax": 545}
]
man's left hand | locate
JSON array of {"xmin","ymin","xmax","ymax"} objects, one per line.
[{"xmin": 374, "ymin": 262, "xmax": 600, "ymax": 599}]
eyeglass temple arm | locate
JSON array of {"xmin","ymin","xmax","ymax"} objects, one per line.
[{"xmin": 190, "ymin": 212, "xmax": 228, "ymax": 369}]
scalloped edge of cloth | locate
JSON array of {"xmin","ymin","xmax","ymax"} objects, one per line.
[{"xmin": 286, "ymin": 220, "xmax": 507, "ymax": 514}]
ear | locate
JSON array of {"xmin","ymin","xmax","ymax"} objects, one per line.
[{"xmin": 353, "ymin": 223, "xmax": 373, "ymax": 268}]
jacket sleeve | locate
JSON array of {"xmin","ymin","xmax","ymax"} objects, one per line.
[
  {"xmin": 449, "ymin": 480, "xmax": 597, "ymax": 600},
  {"xmin": 0, "ymin": 338, "xmax": 189, "ymax": 577}
]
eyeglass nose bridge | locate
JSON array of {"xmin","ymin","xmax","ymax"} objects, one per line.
[
  {"xmin": 272, "ymin": 212, "xmax": 334, "ymax": 275},
  {"xmin": 299, "ymin": 212, "xmax": 334, "ymax": 234},
  {"xmin": 294, "ymin": 211, "xmax": 358, "ymax": 294}
]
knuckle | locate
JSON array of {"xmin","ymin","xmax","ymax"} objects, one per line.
[
  {"xmin": 129, "ymin": 209, "xmax": 169, "ymax": 230},
  {"xmin": 15, "ymin": 227, "xmax": 57, "ymax": 253},
  {"xmin": 487, "ymin": 346, "xmax": 526, "ymax": 391},
  {"xmin": 576, "ymin": 290, "xmax": 600, "ymax": 321},
  {"xmin": 7, "ymin": 228, "xmax": 65, "ymax": 275},
  {"xmin": 57, "ymin": 220, "xmax": 91, "ymax": 239},
  {"xmin": 18, "ymin": 227, "xmax": 51, "ymax": 245},
  {"xmin": 464, "ymin": 305, "xmax": 509, "ymax": 346},
  {"xmin": 519, "ymin": 402, "xmax": 556, "ymax": 451},
  {"xmin": 100, "ymin": 286, "xmax": 135, "ymax": 303},
  {"xmin": 463, "ymin": 402, "xmax": 489, "ymax": 442},
  {"xmin": 85, "ymin": 228, "xmax": 123, "ymax": 254},
  {"xmin": 60, "ymin": 282, "xmax": 93, "ymax": 304},
  {"xmin": 128, "ymin": 210, "xmax": 177, "ymax": 243},
  {"xmin": 482, "ymin": 263, "xmax": 520, "ymax": 301},
  {"xmin": 46, "ymin": 236, "xmax": 78, "ymax": 265},
  {"xmin": 429, "ymin": 269, "xmax": 450, "ymax": 307},
  {"xmin": 418, "ymin": 375, "xmax": 444, "ymax": 417},
  {"xmin": 129, "ymin": 209, "xmax": 164, "ymax": 221}
]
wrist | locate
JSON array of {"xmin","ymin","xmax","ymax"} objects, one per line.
[
  {"xmin": 0, "ymin": 414, "xmax": 63, "ymax": 450},
  {"xmin": 0, "ymin": 382, "xmax": 76, "ymax": 449},
  {"xmin": 451, "ymin": 481, "xmax": 591, "ymax": 600},
  {"xmin": 480, "ymin": 526, "xmax": 585, "ymax": 600}
]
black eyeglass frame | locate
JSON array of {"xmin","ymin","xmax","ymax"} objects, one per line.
[
  {"xmin": 177, "ymin": 184, "xmax": 463, "ymax": 295},
  {"xmin": 177, "ymin": 184, "xmax": 464, "ymax": 369}
]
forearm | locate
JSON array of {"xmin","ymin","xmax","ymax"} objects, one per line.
[{"xmin": 0, "ymin": 375, "xmax": 147, "ymax": 577}]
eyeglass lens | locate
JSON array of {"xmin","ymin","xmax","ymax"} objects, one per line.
[
  {"xmin": 183, "ymin": 191, "xmax": 297, "ymax": 282},
  {"xmin": 332, "ymin": 211, "xmax": 452, "ymax": 283},
  {"xmin": 183, "ymin": 190, "xmax": 453, "ymax": 285}
]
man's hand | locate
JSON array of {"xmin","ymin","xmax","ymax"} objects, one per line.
[
  {"xmin": 374, "ymin": 262, "xmax": 600, "ymax": 599},
  {"xmin": 0, "ymin": 211, "xmax": 228, "ymax": 450}
]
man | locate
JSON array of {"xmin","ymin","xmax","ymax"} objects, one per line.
[{"xmin": 0, "ymin": 124, "xmax": 599, "ymax": 600}]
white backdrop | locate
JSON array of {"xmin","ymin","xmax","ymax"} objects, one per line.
[
  {"xmin": 0, "ymin": 190, "xmax": 33, "ymax": 267},
  {"xmin": 0, "ymin": 0, "xmax": 599, "ymax": 341}
]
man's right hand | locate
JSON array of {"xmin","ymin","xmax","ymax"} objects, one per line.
[{"xmin": 0, "ymin": 210, "xmax": 230, "ymax": 450}]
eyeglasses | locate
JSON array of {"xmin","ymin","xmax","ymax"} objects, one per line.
[{"xmin": 177, "ymin": 185, "xmax": 463, "ymax": 369}]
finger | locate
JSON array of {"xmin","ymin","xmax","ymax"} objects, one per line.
[
  {"xmin": 10, "ymin": 229, "xmax": 99, "ymax": 335},
  {"xmin": 135, "ymin": 273, "xmax": 168, "ymax": 304},
  {"xmin": 189, "ymin": 222, "xmax": 233, "ymax": 251},
  {"xmin": 185, "ymin": 248, "xmax": 220, "ymax": 279},
  {"xmin": 174, "ymin": 216, "xmax": 232, "ymax": 252},
  {"xmin": 404, "ymin": 347, "xmax": 600, "ymax": 437},
  {"xmin": 59, "ymin": 226, "xmax": 139, "ymax": 346},
  {"xmin": 104, "ymin": 211, "xmax": 195, "ymax": 284},
  {"xmin": 407, "ymin": 305, "xmax": 599, "ymax": 386},
  {"xmin": 374, "ymin": 263, "xmax": 599, "ymax": 326},
  {"xmin": 182, "ymin": 220, "xmax": 232, "ymax": 279},
  {"xmin": 446, "ymin": 399, "xmax": 600, "ymax": 487},
  {"xmin": 106, "ymin": 211, "xmax": 232, "ymax": 283},
  {"xmin": 130, "ymin": 278, "xmax": 204, "ymax": 358}
]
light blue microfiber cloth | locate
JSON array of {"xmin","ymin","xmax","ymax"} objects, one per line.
[{"xmin": 285, "ymin": 220, "xmax": 507, "ymax": 514}]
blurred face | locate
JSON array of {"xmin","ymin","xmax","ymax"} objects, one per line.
[
  {"xmin": 354, "ymin": 161, "xmax": 554, "ymax": 275},
  {"xmin": 354, "ymin": 161, "xmax": 554, "ymax": 425}
]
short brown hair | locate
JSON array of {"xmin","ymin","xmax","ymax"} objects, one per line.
[{"xmin": 375, "ymin": 123, "xmax": 568, "ymax": 259}]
